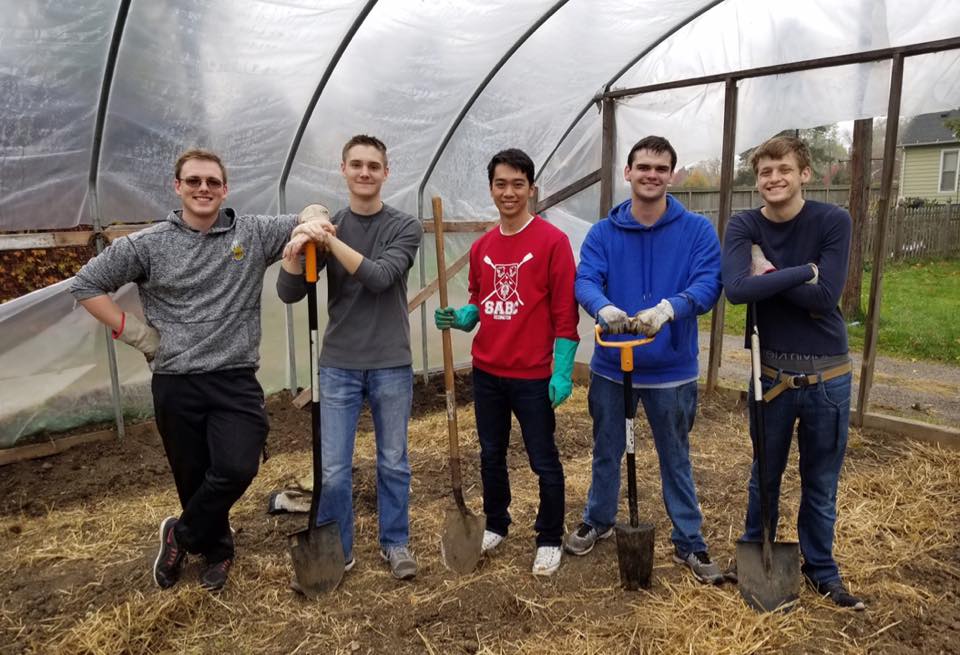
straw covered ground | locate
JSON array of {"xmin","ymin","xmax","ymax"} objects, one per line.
[{"xmin": 1, "ymin": 376, "xmax": 958, "ymax": 655}]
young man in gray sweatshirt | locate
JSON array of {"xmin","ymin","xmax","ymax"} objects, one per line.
[
  {"xmin": 278, "ymin": 135, "xmax": 423, "ymax": 580},
  {"xmin": 71, "ymin": 149, "xmax": 331, "ymax": 592}
]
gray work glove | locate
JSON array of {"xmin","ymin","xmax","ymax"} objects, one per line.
[
  {"xmin": 598, "ymin": 304, "xmax": 630, "ymax": 334},
  {"xmin": 114, "ymin": 313, "xmax": 160, "ymax": 361},
  {"xmin": 631, "ymin": 299, "xmax": 674, "ymax": 337}
]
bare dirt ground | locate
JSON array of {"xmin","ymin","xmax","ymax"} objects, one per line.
[
  {"xmin": 701, "ymin": 333, "xmax": 960, "ymax": 428},
  {"xmin": 1, "ymin": 376, "xmax": 958, "ymax": 655}
]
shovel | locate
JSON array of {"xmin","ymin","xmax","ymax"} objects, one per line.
[
  {"xmin": 432, "ymin": 197, "xmax": 485, "ymax": 574},
  {"xmin": 736, "ymin": 304, "xmax": 800, "ymax": 612},
  {"xmin": 594, "ymin": 325, "xmax": 656, "ymax": 590},
  {"xmin": 288, "ymin": 241, "xmax": 346, "ymax": 597}
]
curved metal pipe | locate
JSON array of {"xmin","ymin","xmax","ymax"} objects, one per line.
[
  {"xmin": 412, "ymin": 0, "xmax": 569, "ymax": 381},
  {"xmin": 535, "ymin": 0, "xmax": 724, "ymax": 184},
  {"xmin": 87, "ymin": 0, "xmax": 133, "ymax": 441},
  {"xmin": 277, "ymin": 0, "xmax": 379, "ymax": 213}
]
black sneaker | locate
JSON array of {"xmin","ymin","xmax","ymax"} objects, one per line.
[
  {"xmin": 153, "ymin": 516, "xmax": 186, "ymax": 589},
  {"xmin": 808, "ymin": 577, "xmax": 866, "ymax": 611},
  {"xmin": 200, "ymin": 558, "xmax": 233, "ymax": 592}
]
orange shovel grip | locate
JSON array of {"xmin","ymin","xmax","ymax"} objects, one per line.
[{"xmin": 594, "ymin": 324, "xmax": 654, "ymax": 373}]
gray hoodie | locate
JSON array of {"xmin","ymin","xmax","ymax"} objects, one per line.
[{"xmin": 71, "ymin": 209, "xmax": 299, "ymax": 374}]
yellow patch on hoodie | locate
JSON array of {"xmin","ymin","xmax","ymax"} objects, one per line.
[{"xmin": 230, "ymin": 240, "xmax": 245, "ymax": 261}]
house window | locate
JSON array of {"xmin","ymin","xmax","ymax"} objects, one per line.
[{"xmin": 940, "ymin": 149, "xmax": 959, "ymax": 193}]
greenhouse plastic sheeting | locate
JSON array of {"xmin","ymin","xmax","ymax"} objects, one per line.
[{"xmin": 2, "ymin": 0, "xmax": 960, "ymax": 445}]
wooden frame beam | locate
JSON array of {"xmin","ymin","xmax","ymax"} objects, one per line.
[
  {"xmin": 855, "ymin": 54, "xmax": 905, "ymax": 426},
  {"xmin": 705, "ymin": 78, "xmax": 738, "ymax": 393}
]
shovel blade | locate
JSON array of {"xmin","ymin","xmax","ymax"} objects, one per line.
[
  {"xmin": 440, "ymin": 507, "xmax": 485, "ymax": 575},
  {"xmin": 615, "ymin": 522, "xmax": 655, "ymax": 590},
  {"xmin": 288, "ymin": 521, "xmax": 345, "ymax": 598},
  {"xmin": 736, "ymin": 538, "xmax": 801, "ymax": 612}
]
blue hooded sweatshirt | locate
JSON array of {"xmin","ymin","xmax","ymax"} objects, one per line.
[{"xmin": 576, "ymin": 195, "xmax": 722, "ymax": 385}]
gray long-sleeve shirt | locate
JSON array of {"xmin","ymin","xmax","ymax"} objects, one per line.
[
  {"xmin": 71, "ymin": 209, "xmax": 299, "ymax": 374},
  {"xmin": 276, "ymin": 203, "xmax": 422, "ymax": 369}
]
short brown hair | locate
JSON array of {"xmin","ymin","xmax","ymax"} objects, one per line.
[
  {"xmin": 749, "ymin": 136, "xmax": 812, "ymax": 174},
  {"xmin": 174, "ymin": 149, "xmax": 227, "ymax": 184},
  {"xmin": 341, "ymin": 134, "xmax": 388, "ymax": 166}
]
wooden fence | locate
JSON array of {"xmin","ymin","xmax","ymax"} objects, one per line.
[
  {"xmin": 677, "ymin": 185, "xmax": 959, "ymax": 262},
  {"xmin": 863, "ymin": 202, "xmax": 960, "ymax": 262}
]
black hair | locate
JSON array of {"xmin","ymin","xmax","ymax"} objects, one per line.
[{"xmin": 487, "ymin": 148, "xmax": 535, "ymax": 185}]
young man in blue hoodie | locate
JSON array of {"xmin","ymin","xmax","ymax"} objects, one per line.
[{"xmin": 565, "ymin": 135, "xmax": 724, "ymax": 584}]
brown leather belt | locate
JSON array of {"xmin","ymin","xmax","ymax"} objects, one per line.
[{"xmin": 759, "ymin": 361, "xmax": 852, "ymax": 403}]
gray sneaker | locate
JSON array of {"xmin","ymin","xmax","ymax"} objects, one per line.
[
  {"xmin": 564, "ymin": 522, "xmax": 614, "ymax": 556},
  {"xmin": 673, "ymin": 549, "xmax": 724, "ymax": 584},
  {"xmin": 380, "ymin": 545, "xmax": 417, "ymax": 580}
]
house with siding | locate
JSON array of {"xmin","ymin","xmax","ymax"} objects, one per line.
[{"xmin": 899, "ymin": 109, "xmax": 960, "ymax": 204}]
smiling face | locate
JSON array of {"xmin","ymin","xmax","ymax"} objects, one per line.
[
  {"xmin": 624, "ymin": 149, "xmax": 673, "ymax": 204},
  {"xmin": 755, "ymin": 152, "xmax": 811, "ymax": 209},
  {"xmin": 489, "ymin": 163, "xmax": 534, "ymax": 222},
  {"xmin": 341, "ymin": 144, "xmax": 388, "ymax": 203},
  {"xmin": 174, "ymin": 158, "xmax": 227, "ymax": 223}
]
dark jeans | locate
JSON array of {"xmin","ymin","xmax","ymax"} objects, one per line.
[
  {"xmin": 152, "ymin": 369, "xmax": 268, "ymax": 563},
  {"xmin": 472, "ymin": 367, "xmax": 565, "ymax": 547},
  {"xmin": 742, "ymin": 371, "xmax": 852, "ymax": 585}
]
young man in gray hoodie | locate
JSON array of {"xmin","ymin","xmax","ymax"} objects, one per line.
[{"xmin": 71, "ymin": 149, "xmax": 330, "ymax": 592}]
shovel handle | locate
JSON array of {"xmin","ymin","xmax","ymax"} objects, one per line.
[
  {"xmin": 433, "ymin": 197, "xmax": 467, "ymax": 509},
  {"xmin": 304, "ymin": 241, "xmax": 323, "ymax": 530}
]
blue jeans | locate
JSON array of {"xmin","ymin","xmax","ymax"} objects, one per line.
[
  {"xmin": 742, "ymin": 371, "xmax": 852, "ymax": 585},
  {"xmin": 584, "ymin": 376, "xmax": 707, "ymax": 556},
  {"xmin": 316, "ymin": 366, "xmax": 413, "ymax": 560},
  {"xmin": 473, "ymin": 368, "xmax": 565, "ymax": 547}
]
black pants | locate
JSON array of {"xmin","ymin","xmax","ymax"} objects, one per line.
[
  {"xmin": 152, "ymin": 369, "xmax": 268, "ymax": 563},
  {"xmin": 472, "ymin": 368, "xmax": 565, "ymax": 547}
]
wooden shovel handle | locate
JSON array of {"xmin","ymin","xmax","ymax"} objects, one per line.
[{"xmin": 432, "ymin": 197, "xmax": 465, "ymax": 503}]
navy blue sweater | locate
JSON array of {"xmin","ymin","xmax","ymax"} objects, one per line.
[{"xmin": 721, "ymin": 200, "xmax": 851, "ymax": 356}]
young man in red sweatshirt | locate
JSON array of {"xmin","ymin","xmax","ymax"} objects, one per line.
[{"xmin": 434, "ymin": 148, "xmax": 579, "ymax": 576}]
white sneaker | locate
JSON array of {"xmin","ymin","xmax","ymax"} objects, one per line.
[
  {"xmin": 482, "ymin": 530, "xmax": 505, "ymax": 553},
  {"xmin": 532, "ymin": 546, "xmax": 562, "ymax": 577}
]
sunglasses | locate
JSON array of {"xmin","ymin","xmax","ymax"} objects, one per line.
[{"xmin": 179, "ymin": 176, "xmax": 224, "ymax": 190}]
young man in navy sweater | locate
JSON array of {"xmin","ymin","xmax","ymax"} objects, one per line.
[
  {"xmin": 567, "ymin": 136, "xmax": 724, "ymax": 584},
  {"xmin": 722, "ymin": 135, "xmax": 864, "ymax": 610}
]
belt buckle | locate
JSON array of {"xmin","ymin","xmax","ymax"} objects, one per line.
[{"xmin": 786, "ymin": 374, "xmax": 808, "ymax": 389}]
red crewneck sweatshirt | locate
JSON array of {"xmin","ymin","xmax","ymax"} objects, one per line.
[{"xmin": 468, "ymin": 215, "xmax": 579, "ymax": 379}]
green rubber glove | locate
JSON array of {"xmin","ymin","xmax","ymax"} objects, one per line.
[
  {"xmin": 549, "ymin": 337, "xmax": 578, "ymax": 408},
  {"xmin": 434, "ymin": 304, "xmax": 479, "ymax": 331}
]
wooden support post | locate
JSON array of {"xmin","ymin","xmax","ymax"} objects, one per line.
[
  {"xmin": 855, "ymin": 54, "xmax": 904, "ymax": 427},
  {"xmin": 842, "ymin": 118, "xmax": 872, "ymax": 319},
  {"xmin": 599, "ymin": 97, "xmax": 616, "ymax": 217},
  {"xmin": 705, "ymin": 78, "xmax": 738, "ymax": 394}
]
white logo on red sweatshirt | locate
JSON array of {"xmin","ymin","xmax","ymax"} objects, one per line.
[{"xmin": 481, "ymin": 253, "xmax": 533, "ymax": 320}]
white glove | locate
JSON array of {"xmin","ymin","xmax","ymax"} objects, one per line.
[
  {"xmin": 631, "ymin": 299, "xmax": 674, "ymax": 337},
  {"xmin": 806, "ymin": 263, "xmax": 819, "ymax": 285},
  {"xmin": 750, "ymin": 244, "xmax": 776, "ymax": 276},
  {"xmin": 597, "ymin": 304, "xmax": 630, "ymax": 334},
  {"xmin": 298, "ymin": 203, "xmax": 331, "ymax": 224},
  {"xmin": 113, "ymin": 313, "xmax": 160, "ymax": 361}
]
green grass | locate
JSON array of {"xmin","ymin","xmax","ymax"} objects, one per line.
[{"xmin": 701, "ymin": 259, "xmax": 960, "ymax": 365}]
